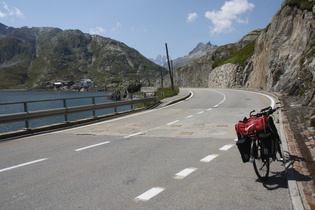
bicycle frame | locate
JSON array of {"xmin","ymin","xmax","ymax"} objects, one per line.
[{"xmin": 249, "ymin": 135, "xmax": 257, "ymax": 163}]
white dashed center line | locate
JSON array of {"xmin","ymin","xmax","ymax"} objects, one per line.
[
  {"xmin": 197, "ymin": 111, "xmax": 204, "ymax": 114},
  {"xmin": 200, "ymin": 154, "xmax": 219, "ymax": 163},
  {"xmin": 174, "ymin": 167, "xmax": 197, "ymax": 179},
  {"xmin": 123, "ymin": 132, "xmax": 145, "ymax": 139},
  {"xmin": 167, "ymin": 120, "xmax": 179, "ymax": 125},
  {"xmin": 134, "ymin": 187, "xmax": 165, "ymax": 202},
  {"xmin": 219, "ymin": 144, "xmax": 234, "ymax": 151},
  {"xmin": 75, "ymin": 141, "xmax": 110, "ymax": 151},
  {"xmin": 0, "ymin": 158, "xmax": 48, "ymax": 173}
]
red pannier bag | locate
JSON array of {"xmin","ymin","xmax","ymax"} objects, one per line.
[
  {"xmin": 235, "ymin": 115, "xmax": 269, "ymax": 163},
  {"xmin": 235, "ymin": 115, "xmax": 268, "ymax": 137}
]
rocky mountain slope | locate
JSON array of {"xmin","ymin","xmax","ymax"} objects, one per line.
[
  {"xmin": 151, "ymin": 42, "xmax": 217, "ymax": 69},
  {"xmin": 168, "ymin": 29, "xmax": 261, "ymax": 87},
  {"xmin": 166, "ymin": 0, "xmax": 314, "ymax": 116},
  {"xmin": 171, "ymin": 42, "xmax": 217, "ymax": 69},
  {"xmin": 0, "ymin": 23, "xmax": 167, "ymax": 89}
]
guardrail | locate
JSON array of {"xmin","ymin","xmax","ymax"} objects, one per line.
[{"xmin": 0, "ymin": 92, "xmax": 157, "ymax": 130}]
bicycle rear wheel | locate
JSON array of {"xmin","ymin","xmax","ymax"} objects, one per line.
[{"xmin": 253, "ymin": 140, "xmax": 270, "ymax": 181}]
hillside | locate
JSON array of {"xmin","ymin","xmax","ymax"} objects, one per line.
[
  {"xmin": 0, "ymin": 23, "xmax": 167, "ymax": 89},
  {"xmin": 171, "ymin": 42, "xmax": 217, "ymax": 69},
  {"xmin": 151, "ymin": 42, "xmax": 217, "ymax": 69},
  {"xmin": 165, "ymin": 0, "xmax": 314, "ymax": 112}
]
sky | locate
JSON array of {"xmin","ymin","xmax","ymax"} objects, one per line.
[{"xmin": 0, "ymin": 0, "xmax": 283, "ymax": 59}]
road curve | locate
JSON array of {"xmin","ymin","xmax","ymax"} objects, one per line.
[{"xmin": 0, "ymin": 88, "xmax": 292, "ymax": 209}]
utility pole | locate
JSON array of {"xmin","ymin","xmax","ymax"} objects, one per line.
[{"xmin": 165, "ymin": 43, "xmax": 174, "ymax": 91}]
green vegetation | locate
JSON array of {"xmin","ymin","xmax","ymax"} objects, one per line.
[
  {"xmin": 300, "ymin": 41, "xmax": 315, "ymax": 66},
  {"xmin": 0, "ymin": 66, "xmax": 28, "ymax": 89},
  {"xmin": 286, "ymin": 0, "xmax": 315, "ymax": 11},
  {"xmin": 156, "ymin": 86, "xmax": 179, "ymax": 101},
  {"xmin": 299, "ymin": 88, "xmax": 305, "ymax": 96},
  {"xmin": 307, "ymin": 41, "xmax": 315, "ymax": 59},
  {"xmin": 137, "ymin": 86, "xmax": 179, "ymax": 108},
  {"xmin": 212, "ymin": 40, "xmax": 256, "ymax": 68}
]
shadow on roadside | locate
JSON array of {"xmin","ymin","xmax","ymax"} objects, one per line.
[{"xmin": 255, "ymin": 152, "xmax": 311, "ymax": 190}]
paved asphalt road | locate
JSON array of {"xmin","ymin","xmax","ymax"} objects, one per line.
[{"xmin": 0, "ymin": 88, "xmax": 292, "ymax": 209}]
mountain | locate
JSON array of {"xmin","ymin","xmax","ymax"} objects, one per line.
[
  {"xmin": 151, "ymin": 42, "xmax": 217, "ymax": 69},
  {"xmin": 150, "ymin": 54, "xmax": 167, "ymax": 66},
  {"xmin": 171, "ymin": 42, "xmax": 217, "ymax": 69},
  {"xmin": 0, "ymin": 23, "xmax": 167, "ymax": 89},
  {"xmin": 163, "ymin": 0, "xmax": 314, "ymax": 117},
  {"xmin": 188, "ymin": 42, "xmax": 217, "ymax": 57}
]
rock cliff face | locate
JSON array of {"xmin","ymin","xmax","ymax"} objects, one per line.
[
  {"xmin": 247, "ymin": 1, "xmax": 315, "ymax": 96},
  {"xmin": 166, "ymin": 0, "xmax": 315, "ymax": 110}
]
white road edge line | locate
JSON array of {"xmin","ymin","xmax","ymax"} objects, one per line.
[
  {"xmin": 167, "ymin": 120, "xmax": 179, "ymax": 125},
  {"xmin": 252, "ymin": 92, "xmax": 276, "ymax": 108},
  {"xmin": 75, "ymin": 141, "xmax": 110, "ymax": 151},
  {"xmin": 185, "ymin": 91, "xmax": 194, "ymax": 100},
  {"xmin": 0, "ymin": 158, "xmax": 48, "ymax": 173},
  {"xmin": 123, "ymin": 132, "xmax": 145, "ymax": 139},
  {"xmin": 174, "ymin": 167, "xmax": 197, "ymax": 179},
  {"xmin": 134, "ymin": 187, "xmax": 165, "ymax": 202},
  {"xmin": 234, "ymin": 89, "xmax": 276, "ymax": 108},
  {"xmin": 219, "ymin": 144, "xmax": 234, "ymax": 151},
  {"xmin": 211, "ymin": 90, "xmax": 227, "ymax": 108},
  {"xmin": 200, "ymin": 154, "xmax": 219, "ymax": 163}
]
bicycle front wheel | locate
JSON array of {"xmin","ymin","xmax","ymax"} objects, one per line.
[{"xmin": 253, "ymin": 140, "xmax": 270, "ymax": 181}]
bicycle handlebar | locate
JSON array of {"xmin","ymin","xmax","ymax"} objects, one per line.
[{"xmin": 250, "ymin": 103, "xmax": 283, "ymax": 117}]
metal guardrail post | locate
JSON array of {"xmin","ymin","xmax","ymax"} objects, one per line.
[
  {"xmin": 92, "ymin": 97, "xmax": 96, "ymax": 117},
  {"xmin": 63, "ymin": 99, "xmax": 68, "ymax": 122},
  {"xmin": 131, "ymin": 93, "xmax": 134, "ymax": 110},
  {"xmin": 23, "ymin": 102, "xmax": 30, "ymax": 130},
  {"xmin": 143, "ymin": 92, "xmax": 147, "ymax": 106},
  {"xmin": 114, "ymin": 94, "xmax": 117, "ymax": 113}
]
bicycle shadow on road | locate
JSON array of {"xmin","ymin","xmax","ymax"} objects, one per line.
[
  {"xmin": 256, "ymin": 153, "xmax": 312, "ymax": 190},
  {"xmin": 285, "ymin": 153, "xmax": 312, "ymax": 182},
  {"xmin": 256, "ymin": 170, "xmax": 288, "ymax": 190}
]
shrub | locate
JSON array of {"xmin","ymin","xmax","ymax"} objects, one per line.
[
  {"xmin": 212, "ymin": 40, "xmax": 255, "ymax": 68},
  {"xmin": 156, "ymin": 86, "xmax": 179, "ymax": 100},
  {"xmin": 286, "ymin": 0, "xmax": 314, "ymax": 11}
]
